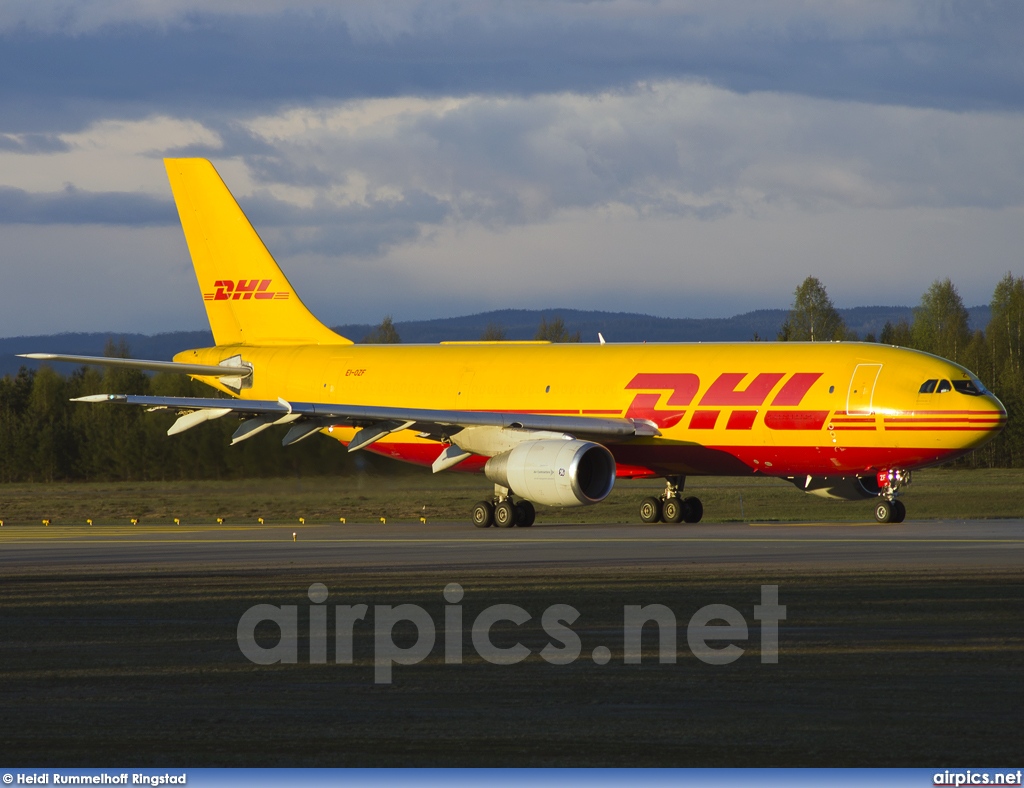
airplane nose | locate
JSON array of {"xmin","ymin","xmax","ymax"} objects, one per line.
[{"xmin": 984, "ymin": 393, "xmax": 1008, "ymax": 436}]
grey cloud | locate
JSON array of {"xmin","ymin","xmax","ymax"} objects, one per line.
[
  {"xmin": 245, "ymin": 190, "xmax": 450, "ymax": 257},
  {"xmin": 0, "ymin": 180, "xmax": 448, "ymax": 257},
  {"xmin": 0, "ymin": 186, "xmax": 175, "ymax": 225},
  {"xmin": 246, "ymin": 156, "xmax": 337, "ymax": 190},
  {"xmin": 0, "ymin": 132, "xmax": 69, "ymax": 153},
  {"xmin": 1, "ymin": 3, "xmax": 1023, "ymax": 136},
  {"xmin": 158, "ymin": 120, "xmax": 277, "ymax": 160},
  {"xmin": 226, "ymin": 84, "xmax": 1024, "ymax": 248}
]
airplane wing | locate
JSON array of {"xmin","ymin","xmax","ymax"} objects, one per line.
[{"xmin": 72, "ymin": 393, "xmax": 659, "ymax": 471}]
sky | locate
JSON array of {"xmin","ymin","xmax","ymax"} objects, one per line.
[{"xmin": 1, "ymin": 1, "xmax": 1023, "ymax": 337}]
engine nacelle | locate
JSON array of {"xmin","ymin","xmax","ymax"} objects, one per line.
[
  {"xmin": 788, "ymin": 475, "xmax": 882, "ymax": 501},
  {"xmin": 484, "ymin": 440, "xmax": 616, "ymax": 507}
]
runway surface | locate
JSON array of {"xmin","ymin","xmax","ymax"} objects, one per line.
[{"xmin": 2, "ymin": 518, "xmax": 1022, "ymax": 569}]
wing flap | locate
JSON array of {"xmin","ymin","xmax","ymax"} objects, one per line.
[{"xmin": 168, "ymin": 407, "xmax": 233, "ymax": 436}]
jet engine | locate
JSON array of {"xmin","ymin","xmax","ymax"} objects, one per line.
[
  {"xmin": 788, "ymin": 475, "xmax": 883, "ymax": 501},
  {"xmin": 484, "ymin": 439, "xmax": 616, "ymax": 507}
]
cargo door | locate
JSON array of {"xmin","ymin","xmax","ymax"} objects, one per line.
[
  {"xmin": 846, "ymin": 364, "xmax": 882, "ymax": 416},
  {"xmin": 321, "ymin": 354, "xmax": 353, "ymax": 401}
]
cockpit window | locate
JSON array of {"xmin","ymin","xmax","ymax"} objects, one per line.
[
  {"xmin": 919, "ymin": 379, "xmax": 937, "ymax": 394},
  {"xmin": 936, "ymin": 379, "xmax": 952, "ymax": 393},
  {"xmin": 952, "ymin": 378, "xmax": 986, "ymax": 396}
]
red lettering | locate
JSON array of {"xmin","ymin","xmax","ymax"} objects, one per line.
[
  {"xmin": 771, "ymin": 372, "xmax": 823, "ymax": 406},
  {"xmin": 254, "ymin": 279, "xmax": 275, "ymax": 300},
  {"xmin": 626, "ymin": 373, "xmax": 699, "ymax": 405},
  {"xmin": 699, "ymin": 372, "xmax": 785, "ymax": 406},
  {"xmin": 233, "ymin": 279, "xmax": 261, "ymax": 300},
  {"xmin": 624, "ymin": 373, "xmax": 700, "ymax": 429},
  {"xmin": 689, "ymin": 410, "xmax": 720, "ymax": 429},
  {"xmin": 625, "ymin": 394, "xmax": 686, "ymax": 428},
  {"xmin": 213, "ymin": 279, "xmax": 234, "ymax": 300},
  {"xmin": 726, "ymin": 410, "xmax": 758, "ymax": 430}
]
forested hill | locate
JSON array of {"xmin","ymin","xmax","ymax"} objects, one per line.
[{"xmin": 0, "ymin": 305, "xmax": 991, "ymax": 378}]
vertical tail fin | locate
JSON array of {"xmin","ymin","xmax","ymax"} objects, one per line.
[{"xmin": 165, "ymin": 158, "xmax": 351, "ymax": 347}]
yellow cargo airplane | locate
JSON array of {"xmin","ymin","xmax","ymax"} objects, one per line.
[{"xmin": 23, "ymin": 159, "xmax": 1007, "ymax": 525}]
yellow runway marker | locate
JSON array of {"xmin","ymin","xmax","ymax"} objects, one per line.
[{"xmin": 3, "ymin": 536, "xmax": 1024, "ymax": 545}]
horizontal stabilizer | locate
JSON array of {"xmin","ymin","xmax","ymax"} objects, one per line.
[{"xmin": 20, "ymin": 353, "xmax": 250, "ymax": 381}]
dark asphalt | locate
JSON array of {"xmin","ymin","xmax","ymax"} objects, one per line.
[{"xmin": 2, "ymin": 519, "xmax": 1022, "ymax": 570}]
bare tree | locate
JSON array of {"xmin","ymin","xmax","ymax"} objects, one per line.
[
  {"xmin": 362, "ymin": 315, "xmax": 401, "ymax": 344},
  {"xmin": 535, "ymin": 316, "xmax": 581, "ymax": 342},
  {"xmin": 777, "ymin": 277, "xmax": 847, "ymax": 341},
  {"xmin": 480, "ymin": 323, "xmax": 507, "ymax": 341}
]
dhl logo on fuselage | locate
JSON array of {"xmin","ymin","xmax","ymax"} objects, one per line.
[
  {"xmin": 625, "ymin": 371, "xmax": 828, "ymax": 431},
  {"xmin": 203, "ymin": 279, "xmax": 291, "ymax": 301}
]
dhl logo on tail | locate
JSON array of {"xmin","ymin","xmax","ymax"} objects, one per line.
[{"xmin": 204, "ymin": 279, "xmax": 291, "ymax": 302}]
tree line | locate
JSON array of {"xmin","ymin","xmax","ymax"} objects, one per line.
[{"xmin": 777, "ymin": 274, "xmax": 1024, "ymax": 467}]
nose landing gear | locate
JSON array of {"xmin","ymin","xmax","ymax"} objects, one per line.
[
  {"xmin": 639, "ymin": 476, "xmax": 703, "ymax": 524},
  {"xmin": 873, "ymin": 469, "xmax": 911, "ymax": 523}
]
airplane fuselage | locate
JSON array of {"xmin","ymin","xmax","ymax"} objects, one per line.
[{"xmin": 177, "ymin": 340, "xmax": 1006, "ymax": 479}]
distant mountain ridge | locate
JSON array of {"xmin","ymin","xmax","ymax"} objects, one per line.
[{"xmin": 1, "ymin": 305, "xmax": 992, "ymax": 379}]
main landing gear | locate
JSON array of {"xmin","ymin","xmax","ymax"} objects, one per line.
[
  {"xmin": 873, "ymin": 469, "xmax": 911, "ymax": 523},
  {"xmin": 639, "ymin": 476, "xmax": 703, "ymax": 524},
  {"xmin": 472, "ymin": 485, "xmax": 536, "ymax": 528}
]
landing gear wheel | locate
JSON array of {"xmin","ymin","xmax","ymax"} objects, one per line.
[
  {"xmin": 682, "ymin": 496, "xmax": 704, "ymax": 523},
  {"xmin": 639, "ymin": 497, "xmax": 663, "ymax": 523},
  {"xmin": 874, "ymin": 500, "xmax": 894, "ymax": 523},
  {"xmin": 472, "ymin": 501, "xmax": 494, "ymax": 528},
  {"xmin": 494, "ymin": 501, "xmax": 517, "ymax": 528},
  {"xmin": 892, "ymin": 499, "xmax": 906, "ymax": 523},
  {"xmin": 662, "ymin": 497, "xmax": 685, "ymax": 524},
  {"xmin": 515, "ymin": 500, "xmax": 536, "ymax": 527}
]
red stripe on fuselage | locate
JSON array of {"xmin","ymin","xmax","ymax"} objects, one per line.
[
  {"xmin": 884, "ymin": 417, "xmax": 1005, "ymax": 424},
  {"xmin": 885, "ymin": 426, "xmax": 1002, "ymax": 432}
]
